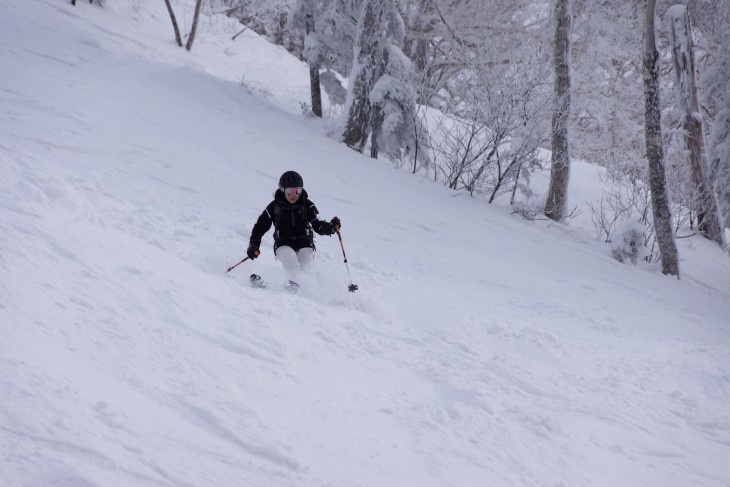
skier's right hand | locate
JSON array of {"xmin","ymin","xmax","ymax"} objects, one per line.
[
  {"xmin": 330, "ymin": 216, "xmax": 341, "ymax": 231},
  {"xmin": 247, "ymin": 244, "xmax": 259, "ymax": 260}
]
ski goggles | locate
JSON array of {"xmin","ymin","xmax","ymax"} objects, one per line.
[{"xmin": 282, "ymin": 186, "xmax": 303, "ymax": 197}]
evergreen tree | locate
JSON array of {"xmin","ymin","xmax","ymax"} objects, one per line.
[
  {"xmin": 369, "ymin": 45, "xmax": 427, "ymax": 168},
  {"xmin": 342, "ymin": 0, "xmax": 410, "ymax": 157}
]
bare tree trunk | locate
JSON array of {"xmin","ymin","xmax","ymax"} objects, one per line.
[
  {"xmin": 163, "ymin": 0, "xmax": 183, "ymax": 47},
  {"xmin": 370, "ymin": 47, "xmax": 391, "ymax": 160},
  {"xmin": 231, "ymin": 28, "xmax": 247, "ymax": 41},
  {"xmin": 643, "ymin": 0, "xmax": 679, "ymax": 278},
  {"xmin": 343, "ymin": 74, "xmax": 372, "ymax": 152},
  {"xmin": 305, "ymin": 14, "xmax": 322, "ymax": 118},
  {"xmin": 668, "ymin": 5, "xmax": 725, "ymax": 246},
  {"xmin": 370, "ymin": 105, "xmax": 383, "ymax": 159},
  {"xmin": 308, "ymin": 66, "xmax": 322, "ymax": 118},
  {"xmin": 185, "ymin": 0, "xmax": 204, "ymax": 52},
  {"xmin": 412, "ymin": 110, "xmax": 420, "ymax": 174},
  {"xmin": 545, "ymin": 0, "xmax": 572, "ymax": 222},
  {"xmin": 510, "ymin": 162, "xmax": 523, "ymax": 206}
]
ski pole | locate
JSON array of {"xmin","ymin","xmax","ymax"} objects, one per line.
[
  {"xmin": 225, "ymin": 251, "xmax": 259, "ymax": 273},
  {"xmin": 335, "ymin": 228, "xmax": 358, "ymax": 292}
]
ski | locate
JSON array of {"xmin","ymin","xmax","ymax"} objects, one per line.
[
  {"xmin": 284, "ymin": 280, "xmax": 299, "ymax": 294},
  {"xmin": 250, "ymin": 273, "xmax": 267, "ymax": 289},
  {"xmin": 250, "ymin": 274, "xmax": 300, "ymax": 294}
]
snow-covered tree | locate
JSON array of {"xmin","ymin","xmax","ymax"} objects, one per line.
[
  {"xmin": 343, "ymin": 1, "xmax": 383, "ymax": 151},
  {"xmin": 290, "ymin": 0, "xmax": 363, "ymax": 115},
  {"xmin": 218, "ymin": 0, "xmax": 296, "ymax": 48},
  {"xmin": 290, "ymin": 0, "xmax": 362, "ymax": 71},
  {"xmin": 667, "ymin": 4, "xmax": 724, "ymax": 246},
  {"xmin": 570, "ymin": 0, "xmax": 644, "ymax": 167},
  {"xmin": 398, "ymin": 0, "xmax": 547, "ymax": 112},
  {"xmin": 294, "ymin": 5, "xmax": 324, "ymax": 117},
  {"xmin": 691, "ymin": 0, "xmax": 730, "ymax": 120},
  {"xmin": 369, "ymin": 45, "xmax": 428, "ymax": 170},
  {"xmin": 342, "ymin": 0, "xmax": 411, "ymax": 157},
  {"xmin": 701, "ymin": 18, "xmax": 730, "ymax": 230},
  {"xmin": 643, "ymin": 0, "xmax": 679, "ymax": 277},
  {"xmin": 709, "ymin": 108, "xmax": 730, "ymax": 232},
  {"xmin": 428, "ymin": 54, "xmax": 547, "ymax": 203},
  {"xmin": 419, "ymin": 0, "xmax": 549, "ymax": 204}
]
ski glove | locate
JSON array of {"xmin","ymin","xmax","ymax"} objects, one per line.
[
  {"xmin": 330, "ymin": 216, "xmax": 341, "ymax": 232},
  {"xmin": 247, "ymin": 244, "xmax": 259, "ymax": 260}
]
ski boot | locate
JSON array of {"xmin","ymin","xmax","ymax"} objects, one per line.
[{"xmin": 250, "ymin": 274, "xmax": 266, "ymax": 289}]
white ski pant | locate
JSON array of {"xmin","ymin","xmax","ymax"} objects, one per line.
[{"xmin": 275, "ymin": 245, "xmax": 314, "ymax": 279}]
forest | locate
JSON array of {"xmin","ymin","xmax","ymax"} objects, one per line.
[{"xmin": 140, "ymin": 0, "xmax": 729, "ymax": 274}]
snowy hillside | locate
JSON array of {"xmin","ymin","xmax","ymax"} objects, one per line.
[{"xmin": 2, "ymin": 1, "xmax": 729, "ymax": 486}]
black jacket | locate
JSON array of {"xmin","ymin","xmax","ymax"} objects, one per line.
[{"xmin": 249, "ymin": 189, "xmax": 333, "ymax": 251}]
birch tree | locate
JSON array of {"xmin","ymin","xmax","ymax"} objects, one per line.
[
  {"xmin": 186, "ymin": 0, "xmax": 205, "ymax": 52},
  {"xmin": 668, "ymin": 4, "xmax": 724, "ymax": 246},
  {"xmin": 161, "ymin": 0, "xmax": 208, "ymax": 52},
  {"xmin": 164, "ymin": 0, "xmax": 183, "ymax": 47},
  {"xmin": 545, "ymin": 0, "xmax": 572, "ymax": 221},
  {"xmin": 643, "ymin": 0, "xmax": 679, "ymax": 277}
]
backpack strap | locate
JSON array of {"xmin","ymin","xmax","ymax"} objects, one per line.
[
  {"xmin": 273, "ymin": 203, "xmax": 282, "ymax": 228},
  {"xmin": 298, "ymin": 204, "xmax": 308, "ymax": 223}
]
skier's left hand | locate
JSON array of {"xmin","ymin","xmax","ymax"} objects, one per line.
[
  {"xmin": 330, "ymin": 216, "xmax": 341, "ymax": 232},
  {"xmin": 247, "ymin": 244, "xmax": 260, "ymax": 260}
]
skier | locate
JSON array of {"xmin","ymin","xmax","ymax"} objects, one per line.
[{"xmin": 246, "ymin": 170, "xmax": 340, "ymax": 290}]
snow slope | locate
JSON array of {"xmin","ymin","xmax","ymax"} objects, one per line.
[{"xmin": 2, "ymin": 1, "xmax": 729, "ymax": 486}]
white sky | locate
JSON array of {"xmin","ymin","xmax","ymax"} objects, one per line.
[{"xmin": 2, "ymin": 1, "xmax": 729, "ymax": 486}]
